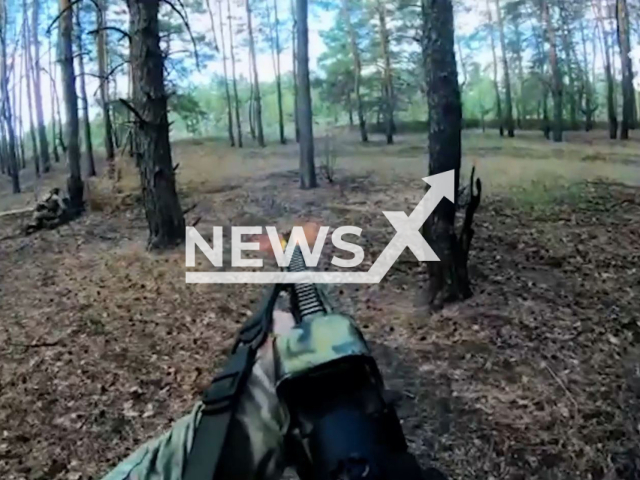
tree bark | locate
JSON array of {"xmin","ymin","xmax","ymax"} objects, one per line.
[
  {"xmin": 296, "ymin": 0, "xmax": 316, "ymax": 189},
  {"xmin": 75, "ymin": 11, "xmax": 95, "ymax": 177},
  {"xmin": 226, "ymin": 0, "xmax": 242, "ymax": 147},
  {"xmin": 616, "ymin": 0, "xmax": 634, "ymax": 139},
  {"xmin": 31, "ymin": 0, "xmax": 50, "ymax": 173},
  {"xmin": 494, "ymin": 0, "xmax": 514, "ymax": 137},
  {"xmin": 559, "ymin": 4, "xmax": 578, "ymax": 131},
  {"xmin": 423, "ymin": 0, "xmax": 477, "ymax": 307},
  {"xmin": 377, "ymin": 0, "xmax": 394, "ymax": 145},
  {"xmin": 16, "ymin": 48, "xmax": 26, "ymax": 169},
  {"xmin": 274, "ymin": 0, "xmax": 285, "ymax": 144},
  {"xmin": 541, "ymin": 0, "xmax": 563, "ymax": 142},
  {"xmin": 127, "ymin": 0, "xmax": 185, "ymax": 248},
  {"xmin": 512, "ymin": 13, "xmax": 526, "ymax": 128},
  {"xmin": 47, "ymin": 35, "xmax": 61, "ymax": 164},
  {"xmin": 96, "ymin": 0, "xmax": 114, "ymax": 176},
  {"xmin": 291, "ymin": 0, "xmax": 299, "ymax": 143},
  {"xmin": 23, "ymin": 5, "xmax": 37, "ymax": 174},
  {"xmin": 245, "ymin": 0, "xmax": 264, "ymax": 147},
  {"xmin": 594, "ymin": 0, "xmax": 618, "ymax": 139},
  {"xmin": 579, "ymin": 20, "xmax": 596, "ymax": 132},
  {"xmin": 209, "ymin": 0, "xmax": 235, "ymax": 147},
  {"xmin": 23, "ymin": 6, "xmax": 40, "ymax": 177},
  {"xmin": 59, "ymin": 0, "xmax": 83, "ymax": 210},
  {"xmin": 486, "ymin": 0, "xmax": 503, "ymax": 137},
  {"xmin": 0, "ymin": 0, "xmax": 20, "ymax": 193},
  {"xmin": 248, "ymin": 56, "xmax": 255, "ymax": 140},
  {"xmin": 52, "ymin": 36, "xmax": 66, "ymax": 154},
  {"xmin": 265, "ymin": 0, "xmax": 285, "ymax": 144},
  {"xmin": 341, "ymin": 0, "xmax": 368, "ymax": 142}
]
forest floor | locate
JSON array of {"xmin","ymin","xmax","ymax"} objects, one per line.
[{"xmin": 1, "ymin": 130, "xmax": 640, "ymax": 480}]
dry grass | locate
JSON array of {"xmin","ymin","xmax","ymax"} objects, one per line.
[{"xmin": 3, "ymin": 130, "xmax": 640, "ymax": 215}]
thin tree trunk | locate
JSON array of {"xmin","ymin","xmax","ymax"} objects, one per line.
[
  {"xmin": 513, "ymin": 16, "xmax": 526, "ymax": 127},
  {"xmin": 296, "ymin": 0, "xmax": 316, "ymax": 188},
  {"xmin": 16, "ymin": 47, "xmax": 26, "ymax": 168},
  {"xmin": 423, "ymin": 0, "xmax": 475, "ymax": 306},
  {"xmin": 486, "ymin": 0, "xmax": 503, "ymax": 136},
  {"xmin": 127, "ymin": 0, "xmax": 184, "ymax": 248},
  {"xmin": 59, "ymin": 0, "xmax": 83, "ymax": 210},
  {"xmin": 273, "ymin": 0, "xmax": 285, "ymax": 144},
  {"xmin": 75, "ymin": 11, "xmax": 95, "ymax": 176},
  {"xmin": 594, "ymin": 0, "xmax": 618, "ymax": 139},
  {"xmin": 227, "ymin": 0, "xmax": 242, "ymax": 147},
  {"xmin": 291, "ymin": 0, "xmax": 299, "ymax": 143},
  {"xmin": 245, "ymin": 0, "xmax": 264, "ymax": 147},
  {"xmin": 580, "ymin": 20, "xmax": 596, "ymax": 131},
  {"xmin": 11, "ymin": 38, "xmax": 22, "ymax": 171},
  {"xmin": 23, "ymin": 6, "xmax": 40, "ymax": 177},
  {"xmin": 378, "ymin": 0, "xmax": 393, "ymax": 144},
  {"xmin": 541, "ymin": 0, "xmax": 563, "ymax": 142},
  {"xmin": 494, "ymin": 0, "xmax": 514, "ymax": 137},
  {"xmin": 559, "ymin": 5, "xmax": 578, "ymax": 131},
  {"xmin": 616, "ymin": 0, "xmax": 634, "ymax": 138},
  {"xmin": 52, "ymin": 35, "xmax": 66, "ymax": 154},
  {"xmin": 0, "ymin": 0, "xmax": 19, "ymax": 192},
  {"xmin": 96, "ymin": 0, "xmax": 114, "ymax": 176},
  {"xmin": 341, "ymin": 0, "xmax": 367, "ymax": 142},
  {"xmin": 248, "ymin": 56, "xmax": 256, "ymax": 140},
  {"xmin": 209, "ymin": 0, "xmax": 235, "ymax": 147},
  {"xmin": 347, "ymin": 91, "xmax": 354, "ymax": 126},
  {"xmin": 32, "ymin": 0, "xmax": 50, "ymax": 172},
  {"xmin": 47, "ymin": 36, "xmax": 60, "ymax": 164}
]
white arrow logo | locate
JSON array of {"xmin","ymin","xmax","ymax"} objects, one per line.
[{"xmin": 186, "ymin": 170, "xmax": 455, "ymax": 284}]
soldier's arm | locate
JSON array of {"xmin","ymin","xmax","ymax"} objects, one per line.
[{"xmin": 98, "ymin": 312, "xmax": 294, "ymax": 480}]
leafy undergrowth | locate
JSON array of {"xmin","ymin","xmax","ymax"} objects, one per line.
[{"xmin": 1, "ymin": 173, "xmax": 639, "ymax": 480}]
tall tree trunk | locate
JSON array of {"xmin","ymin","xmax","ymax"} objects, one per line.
[
  {"xmin": 541, "ymin": 0, "xmax": 563, "ymax": 142},
  {"xmin": 513, "ymin": 16, "xmax": 526, "ymax": 128},
  {"xmin": 616, "ymin": 0, "xmax": 634, "ymax": 139},
  {"xmin": 291, "ymin": 0, "xmax": 299, "ymax": 143},
  {"xmin": 486, "ymin": 0, "xmax": 503, "ymax": 136},
  {"xmin": 559, "ymin": 5, "xmax": 578, "ymax": 131},
  {"xmin": 227, "ymin": 0, "xmax": 242, "ymax": 147},
  {"xmin": 209, "ymin": 0, "xmax": 235, "ymax": 147},
  {"xmin": 16, "ymin": 48, "xmax": 26, "ymax": 169},
  {"xmin": 296, "ymin": 0, "xmax": 316, "ymax": 189},
  {"xmin": 245, "ymin": 0, "xmax": 264, "ymax": 147},
  {"xmin": 59, "ymin": 0, "xmax": 83, "ymax": 210},
  {"xmin": 75, "ymin": 11, "xmax": 95, "ymax": 176},
  {"xmin": 96, "ymin": 0, "xmax": 114, "ymax": 176},
  {"xmin": 47, "ymin": 35, "xmax": 60, "ymax": 164},
  {"xmin": 31, "ymin": 0, "xmax": 50, "ymax": 172},
  {"xmin": 23, "ymin": 7, "xmax": 40, "ymax": 177},
  {"xmin": 594, "ymin": 0, "xmax": 618, "ymax": 139},
  {"xmin": 494, "ymin": 0, "xmax": 514, "ymax": 137},
  {"xmin": 0, "ymin": 0, "xmax": 19, "ymax": 193},
  {"xmin": 341, "ymin": 0, "xmax": 368, "ymax": 142},
  {"xmin": 423, "ymin": 0, "xmax": 476, "ymax": 307},
  {"xmin": 347, "ymin": 91, "xmax": 354, "ymax": 126},
  {"xmin": 377, "ymin": 0, "xmax": 393, "ymax": 145},
  {"xmin": 248, "ymin": 57, "xmax": 256, "ymax": 140},
  {"xmin": 273, "ymin": 0, "xmax": 285, "ymax": 144},
  {"xmin": 580, "ymin": 20, "xmax": 596, "ymax": 132},
  {"xmin": 265, "ymin": 0, "xmax": 285, "ymax": 144},
  {"xmin": 52, "ymin": 34, "xmax": 67, "ymax": 154},
  {"xmin": 127, "ymin": 0, "xmax": 184, "ymax": 248}
]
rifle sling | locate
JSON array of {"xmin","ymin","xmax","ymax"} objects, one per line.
[{"xmin": 183, "ymin": 285, "xmax": 283, "ymax": 480}]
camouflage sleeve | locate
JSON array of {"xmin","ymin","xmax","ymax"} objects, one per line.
[{"xmin": 99, "ymin": 312, "xmax": 293, "ymax": 480}]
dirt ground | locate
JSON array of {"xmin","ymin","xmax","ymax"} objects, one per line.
[{"xmin": 1, "ymin": 131, "xmax": 640, "ymax": 480}]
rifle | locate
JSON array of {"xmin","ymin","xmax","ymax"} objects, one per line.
[{"xmin": 185, "ymin": 246, "xmax": 446, "ymax": 480}]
